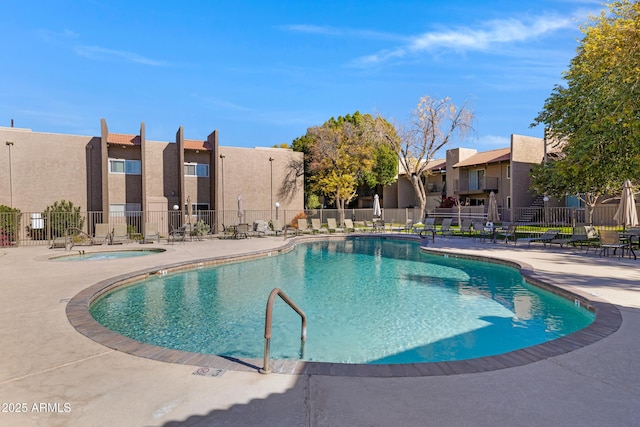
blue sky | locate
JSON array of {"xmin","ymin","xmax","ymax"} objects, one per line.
[{"xmin": 1, "ymin": 1, "xmax": 601, "ymax": 152}]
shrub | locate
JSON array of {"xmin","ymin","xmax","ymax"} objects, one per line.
[
  {"xmin": 42, "ymin": 200, "xmax": 85, "ymax": 238},
  {"xmin": 193, "ymin": 220, "xmax": 210, "ymax": 236},
  {"xmin": 0, "ymin": 205, "xmax": 21, "ymax": 246}
]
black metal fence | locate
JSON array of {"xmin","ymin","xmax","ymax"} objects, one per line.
[{"xmin": 0, "ymin": 204, "xmax": 636, "ymax": 247}]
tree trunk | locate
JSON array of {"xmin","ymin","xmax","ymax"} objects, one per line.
[{"xmin": 409, "ymin": 174, "xmax": 427, "ymax": 219}]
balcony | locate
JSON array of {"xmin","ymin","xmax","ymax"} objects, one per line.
[{"xmin": 453, "ymin": 176, "xmax": 499, "ymax": 195}]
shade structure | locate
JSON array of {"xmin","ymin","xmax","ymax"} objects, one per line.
[
  {"xmin": 237, "ymin": 195, "xmax": 243, "ymax": 222},
  {"xmin": 613, "ymin": 179, "xmax": 639, "ymax": 228},
  {"xmin": 487, "ymin": 191, "xmax": 500, "ymax": 223},
  {"xmin": 373, "ymin": 194, "xmax": 382, "ymax": 218}
]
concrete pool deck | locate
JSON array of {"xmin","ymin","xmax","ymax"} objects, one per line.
[{"xmin": 1, "ymin": 235, "xmax": 639, "ymax": 426}]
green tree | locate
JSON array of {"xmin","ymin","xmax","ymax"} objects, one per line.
[
  {"xmin": 300, "ymin": 111, "xmax": 398, "ymax": 223},
  {"xmin": 393, "ymin": 96, "xmax": 474, "ymax": 217},
  {"xmin": 531, "ymin": 0, "xmax": 640, "ymax": 218},
  {"xmin": 42, "ymin": 200, "xmax": 85, "ymax": 238}
]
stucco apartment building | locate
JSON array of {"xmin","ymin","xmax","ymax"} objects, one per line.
[
  {"xmin": 384, "ymin": 134, "xmax": 545, "ymax": 222},
  {"xmin": 0, "ymin": 119, "xmax": 304, "ymax": 235}
]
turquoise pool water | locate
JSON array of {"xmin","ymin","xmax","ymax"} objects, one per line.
[
  {"xmin": 53, "ymin": 249, "xmax": 163, "ymax": 261},
  {"xmin": 90, "ymin": 239, "xmax": 594, "ymax": 364}
]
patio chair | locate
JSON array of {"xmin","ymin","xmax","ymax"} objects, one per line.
[
  {"xmin": 437, "ymin": 218, "xmax": 454, "ymax": 238},
  {"xmin": 168, "ymin": 224, "xmax": 187, "ymax": 244},
  {"xmin": 311, "ymin": 218, "xmax": 329, "ymax": 234},
  {"xmin": 598, "ymin": 229, "xmax": 628, "ymax": 258},
  {"xmin": 499, "ymin": 223, "xmax": 518, "ymax": 245},
  {"xmin": 343, "ymin": 219, "xmax": 356, "ymax": 232},
  {"xmin": 143, "ymin": 223, "xmax": 159, "ymax": 244},
  {"xmin": 297, "ymin": 219, "xmax": 313, "ymax": 235},
  {"xmin": 234, "ymin": 223, "xmax": 251, "ymax": 239},
  {"xmin": 327, "ymin": 218, "xmax": 344, "ymax": 233},
  {"xmin": 111, "ymin": 224, "xmax": 129, "ymax": 244},
  {"xmin": 518, "ymin": 228, "xmax": 561, "ymax": 247},
  {"xmin": 93, "ymin": 223, "xmax": 111, "ymax": 245},
  {"xmin": 472, "ymin": 221, "xmax": 493, "ymax": 242}
]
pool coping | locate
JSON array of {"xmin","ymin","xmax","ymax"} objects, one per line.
[{"xmin": 66, "ymin": 234, "xmax": 621, "ymax": 377}]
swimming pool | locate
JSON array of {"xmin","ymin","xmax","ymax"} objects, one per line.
[
  {"xmin": 52, "ymin": 249, "xmax": 164, "ymax": 261},
  {"xmin": 89, "ymin": 239, "xmax": 594, "ymax": 364}
]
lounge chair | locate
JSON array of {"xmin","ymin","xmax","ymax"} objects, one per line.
[
  {"xmin": 437, "ymin": 218, "xmax": 454, "ymax": 238},
  {"xmin": 548, "ymin": 226, "xmax": 588, "ymax": 248},
  {"xmin": 413, "ymin": 218, "xmax": 435, "ymax": 235},
  {"xmin": 327, "ymin": 218, "xmax": 344, "ymax": 233},
  {"xmin": 598, "ymin": 229, "xmax": 629, "ymax": 258},
  {"xmin": 143, "ymin": 222, "xmax": 159, "ymax": 244},
  {"xmin": 111, "ymin": 224, "xmax": 129, "ymax": 244},
  {"xmin": 297, "ymin": 219, "xmax": 313, "ymax": 235},
  {"xmin": 252, "ymin": 220, "xmax": 267, "ymax": 237},
  {"xmin": 343, "ymin": 219, "xmax": 356, "ymax": 232},
  {"xmin": 458, "ymin": 219, "xmax": 474, "ymax": 236},
  {"xmin": 518, "ymin": 229, "xmax": 561, "ymax": 247},
  {"xmin": 311, "ymin": 218, "xmax": 328, "ymax": 234},
  {"xmin": 266, "ymin": 219, "xmax": 284, "ymax": 236},
  {"xmin": 93, "ymin": 223, "xmax": 111, "ymax": 245}
]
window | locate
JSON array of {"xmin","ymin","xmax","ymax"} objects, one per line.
[
  {"xmin": 109, "ymin": 159, "xmax": 141, "ymax": 175},
  {"xmin": 469, "ymin": 169, "xmax": 485, "ymax": 191},
  {"xmin": 507, "ymin": 165, "xmax": 511, "ymax": 179},
  {"xmin": 184, "ymin": 163, "xmax": 209, "ymax": 177},
  {"xmin": 506, "ymin": 196, "xmax": 512, "ymax": 210}
]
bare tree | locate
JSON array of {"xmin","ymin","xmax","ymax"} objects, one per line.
[{"xmin": 394, "ymin": 96, "xmax": 474, "ymax": 217}]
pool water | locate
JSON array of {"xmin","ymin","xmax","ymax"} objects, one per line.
[
  {"xmin": 53, "ymin": 249, "xmax": 163, "ymax": 261},
  {"xmin": 90, "ymin": 239, "xmax": 594, "ymax": 364}
]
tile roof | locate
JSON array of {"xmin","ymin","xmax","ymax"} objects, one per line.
[
  {"xmin": 184, "ymin": 139, "xmax": 213, "ymax": 151},
  {"xmin": 107, "ymin": 133, "xmax": 141, "ymax": 146},
  {"xmin": 453, "ymin": 147, "xmax": 510, "ymax": 168}
]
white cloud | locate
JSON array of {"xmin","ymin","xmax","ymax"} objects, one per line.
[
  {"xmin": 74, "ymin": 45, "xmax": 168, "ymax": 66},
  {"xmin": 355, "ymin": 15, "xmax": 574, "ymax": 66},
  {"xmin": 476, "ymin": 135, "xmax": 511, "ymax": 147}
]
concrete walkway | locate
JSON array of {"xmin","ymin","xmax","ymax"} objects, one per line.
[{"xmin": 1, "ymin": 236, "xmax": 639, "ymax": 426}]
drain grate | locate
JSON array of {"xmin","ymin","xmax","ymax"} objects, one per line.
[
  {"xmin": 193, "ymin": 367, "xmax": 225, "ymax": 377},
  {"xmin": 59, "ymin": 298, "xmax": 71, "ymax": 303}
]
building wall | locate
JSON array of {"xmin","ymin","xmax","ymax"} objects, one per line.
[
  {"xmin": 0, "ymin": 124, "xmax": 304, "ymax": 227},
  {"xmin": 0, "ymin": 127, "xmax": 99, "ymax": 212},
  {"xmin": 510, "ymin": 134, "xmax": 545, "ymax": 211},
  {"xmin": 217, "ymin": 146, "xmax": 303, "ymax": 214}
]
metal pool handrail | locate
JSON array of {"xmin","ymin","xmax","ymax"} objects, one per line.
[{"xmin": 260, "ymin": 288, "xmax": 307, "ymax": 374}]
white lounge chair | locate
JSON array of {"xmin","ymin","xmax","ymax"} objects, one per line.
[{"xmin": 327, "ymin": 218, "xmax": 344, "ymax": 233}]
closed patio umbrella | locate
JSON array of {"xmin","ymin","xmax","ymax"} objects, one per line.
[
  {"xmin": 237, "ymin": 195, "xmax": 243, "ymax": 223},
  {"xmin": 373, "ymin": 194, "xmax": 382, "ymax": 218},
  {"xmin": 613, "ymin": 179, "xmax": 639, "ymax": 229},
  {"xmin": 186, "ymin": 195, "xmax": 193, "ymax": 225},
  {"xmin": 487, "ymin": 191, "xmax": 499, "ymax": 223}
]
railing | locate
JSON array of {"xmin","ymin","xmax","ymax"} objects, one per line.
[
  {"xmin": 260, "ymin": 288, "xmax": 307, "ymax": 374},
  {"xmin": 453, "ymin": 176, "xmax": 499, "ymax": 194},
  {"xmin": 2, "ymin": 204, "xmax": 636, "ymax": 247}
]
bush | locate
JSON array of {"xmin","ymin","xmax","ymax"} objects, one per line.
[
  {"xmin": 42, "ymin": 200, "xmax": 85, "ymax": 238},
  {"xmin": 193, "ymin": 220, "xmax": 210, "ymax": 236},
  {"xmin": 0, "ymin": 205, "xmax": 21, "ymax": 246}
]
